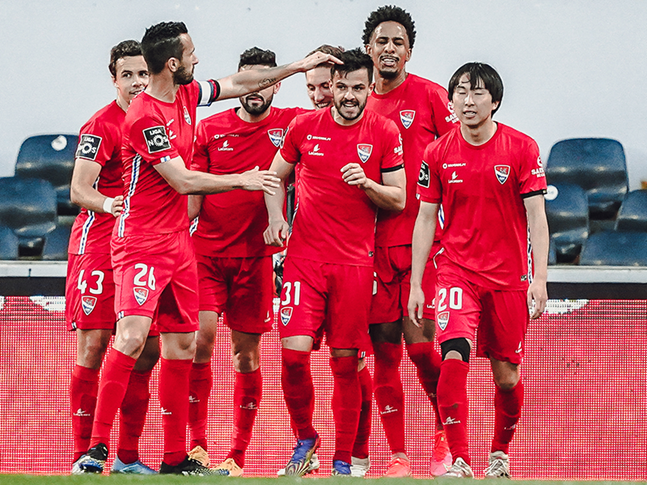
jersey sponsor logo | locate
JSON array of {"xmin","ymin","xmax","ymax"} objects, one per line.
[
  {"xmin": 418, "ymin": 161, "xmax": 430, "ymax": 188},
  {"xmin": 76, "ymin": 134, "xmax": 102, "ymax": 161},
  {"xmin": 218, "ymin": 139, "xmax": 234, "ymax": 152},
  {"xmin": 437, "ymin": 311, "xmax": 450, "ymax": 330},
  {"xmin": 143, "ymin": 126, "xmax": 171, "ymax": 154},
  {"xmin": 133, "ymin": 287, "xmax": 149, "ymax": 306},
  {"xmin": 81, "ymin": 296, "xmax": 97, "ymax": 315},
  {"xmin": 532, "ymin": 156, "xmax": 546, "ymax": 178},
  {"xmin": 183, "ymin": 105, "xmax": 192, "ymax": 125},
  {"xmin": 308, "ymin": 144, "xmax": 324, "ymax": 156},
  {"xmin": 445, "ymin": 102, "xmax": 459, "ymax": 124},
  {"xmin": 268, "ymin": 128, "xmax": 284, "ymax": 148},
  {"xmin": 399, "ymin": 109, "xmax": 416, "ymax": 129},
  {"xmin": 448, "ymin": 171, "xmax": 463, "ymax": 184},
  {"xmin": 306, "ymin": 134, "xmax": 331, "ymax": 141},
  {"xmin": 357, "ymin": 144, "xmax": 373, "ymax": 163},
  {"xmin": 280, "ymin": 307, "xmax": 293, "ymax": 326},
  {"xmin": 443, "ymin": 162, "xmax": 466, "ymax": 169},
  {"xmin": 494, "ymin": 165, "xmax": 511, "ymax": 184}
]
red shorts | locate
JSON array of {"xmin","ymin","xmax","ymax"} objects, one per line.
[
  {"xmin": 65, "ymin": 252, "xmax": 115, "ymax": 331},
  {"xmin": 369, "ymin": 245, "xmax": 438, "ymax": 323},
  {"xmin": 196, "ymin": 254, "xmax": 273, "ymax": 334},
  {"xmin": 279, "ymin": 256, "xmax": 372, "ymax": 350},
  {"xmin": 111, "ymin": 230, "xmax": 199, "ymax": 333},
  {"xmin": 435, "ymin": 261, "xmax": 529, "ymax": 364}
]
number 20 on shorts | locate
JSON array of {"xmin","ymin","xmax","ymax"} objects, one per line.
[{"xmin": 437, "ymin": 287, "xmax": 463, "ymax": 312}]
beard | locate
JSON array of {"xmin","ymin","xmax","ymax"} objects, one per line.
[
  {"xmin": 334, "ymin": 97, "xmax": 367, "ymax": 121},
  {"xmin": 173, "ymin": 65, "xmax": 194, "ymax": 85},
  {"xmin": 241, "ymin": 93, "xmax": 273, "ymax": 115},
  {"xmin": 378, "ymin": 68, "xmax": 399, "ymax": 80}
]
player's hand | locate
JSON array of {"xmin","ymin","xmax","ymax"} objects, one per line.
[
  {"xmin": 295, "ymin": 51, "xmax": 343, "ymax": 72},
  {"xmin": 240, "ymin": 166, "xmax": 281, "ymax": 195},
  {"xmin": 111, "ymin": 196, "xmax": 124, "ymax": 217},
  {"xmin": 341, "ymin": 163, "xmax": 370, "ymax": 189},
  {"xmin": 527, "ymin": 279, "xmax": 547, "ymax": 320},
  {"xmin": 264, "ymin": 219, "xmax": 289, "ymax": 247},
  {"xmin": 408, "ymin": 285, "xmax": 426, "ymax": 328}
]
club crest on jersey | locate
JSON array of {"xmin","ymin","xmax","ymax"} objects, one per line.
[
  {"xmin": 76, "ymin": 134, "xmax": 102, "ymax": 161},
  {"xmin": 437, "ymin": 311, "xmax": 450, "ymax": 331},
  {"xmin": 399, "ymin": 110, "xmax": 416, "ymax": 129},
  {"xmin": 268, "ymin": 129, "xmax": 284, "ymax": 148},
  {"xmin": 494, "ymin": 165, "xmax": 511, "ymax": 184},
  {"xmin": 183, "ymin": 106, "xmax": 192, "ymax": 125},
  {"xmin": 81, "ymin": 296, "xmax": 97, "ymax": 316},
  {"xmin": 280, "ymin": 307, "xmax": 293, "ymax": 326},
  {"xmin": 357, "ymin": 144, "xmax": 373, "ymax": 163},
  {"xmin": 133, "ymin": 287, "xmax": 149, "ymax": 306}
]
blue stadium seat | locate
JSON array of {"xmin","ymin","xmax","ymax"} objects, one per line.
[
  {"xmin": 545, "ymin": 138, "xmax": 628, "ymax": 220},
  {"xmin": 0, "ymin": 225, "xmax": 19, "ymax": 260},
  {"xmin": 579, "ymin": 231, "xmax": 647, "ymax": 266},
  {"xmin": 548, "ymin": 237, "xmax": 557, "ymax": 265},
  {"xmin": 42, "ymin": 218, "xmax": 72, "ymax": 261},
  {"xmin": 545, "ymin": 183, "xmax": 589, "ymax": 263},
  {"xmin": 15, "ymin": 134, "xmax": 79, "ymax": 216},
  {"xmin": 615, "ymin": 189, "xmax": 647, "ymax": 232}
]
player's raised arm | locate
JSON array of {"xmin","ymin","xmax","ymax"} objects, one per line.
[
  {"xmin": 263, "ymin": 152, "xmax": 295, "ymax": 247},
  {"xmin": 524, "ymin": 194, "xmax": 549, "ymax": 319},
  {"xmin": 408, "ymin": 201, "xmax": 439, "ymax": 326}
]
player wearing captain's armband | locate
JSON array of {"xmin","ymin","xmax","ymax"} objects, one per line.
[
  {"xmin": 408, "ymin": 62, "xmax": 549, "ymax": 479},
  {"xmin": 264, "ymin": 48, "xmax": 406, "ymax": 478}
]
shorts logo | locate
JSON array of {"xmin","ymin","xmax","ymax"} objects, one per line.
[
  {"xmin": 133, "ymin": 287, "xmax": 149, "ymax": 306},
  {"xmin": 357, "ymin": 144, "xmax": 373, "ymax": 163},
  {"xmin": 143, "ymin": 126, "xmax": 171, "ymax": 154},
  {"xmin": 268, "ymin": 128, "xmax": 284, "ymax": 148},
  {"xmin": 280, "ymin": 307, "xmax": 293, "ymax": 326},
  {"xmin": 418, "ymin": 161, "xmax": 430, "ymax": 188},
  {"xmin": 76, "ymin": 134, "xmax": 102, "ymax": 161},
  {"xmin": 437, "ymin": 311, "xmax": 450, "ymax": 330},
  {"xmin": 183, "ymin": 106, "xmax": 192, "ymax": 125},
  {"xmin": 494, "ymin": 165, "xmax": 511, "ymax": 184},
  {"xmin": 81, "ymin": 296, "xmax": 97, "ymax": 315},
  {"xmin": 399, "ymin": 110, "xmax": 416, "ymax": 129}
]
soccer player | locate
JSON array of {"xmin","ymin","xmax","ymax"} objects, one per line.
[
  {"xmin": 67, "ymin": 39, "xmax": 158, "ymax": 475},
  {"xmin": 186, "ymin": 46, "xmax": 305, "ymax": 476},
  {"xmin": 362, "ymin": 5, "xmax": 457, "ymax": 477},
  {"xmin": 264, "ymin": 48, "xmax": 406, "ymax": 477},
  {"xmin": 74, "ymin": 21, "xmax": 341, "ymax": 476},
  {"xmin": 408, "ymin": 62, "xmax": 549, "ymax": 478}
]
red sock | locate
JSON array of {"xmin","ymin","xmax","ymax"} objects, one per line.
[
  {"xmin": 70, "ymin": 365, "xmax": 100, "ymax": 462},
  {"xmin": 117, "ymin": 369, "xmax": 152, "ymax": 464},
  {"xmin": 437, "ymin": 359, "xmax": 470, "ymax": 464},
  {"xmin": 406, "ymin": 342, "xmax": 443, "ymax": 429},
  {"xmin": 159, "ymin": 358, "xmax": 193, "ymax": 466},
  {"xmin": 188, "ymin": 362, "xmax": 212, "ymax": 451},
  {"xmin": 352, "ymin": 365, "xmax": 372, "ymax": 459},
  {"xmin": 281, "ymin": 348, "xmax": 316, "ymax": 440},
  {"xmin": 330, "ymin": 355, "xmax": 360, "ymax": 464},
  {"xmin": 492, "ymin": 380, "xmax": 524, "ymax": 454},
  {"xmin": 373, "ymin": 342, "xmax": 405, "ymax": 455},
  {"xmin": 90, "ymin": 350, "xmax": 136, "ymax": 449},
  {"xmin": 227, "ymin": 368, "xmax": 262, "ymax": 468}
]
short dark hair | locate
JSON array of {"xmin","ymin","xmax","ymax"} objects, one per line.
[
  {"xmin": 141, "ymin": 21, "xmax": 188, "ymax": 75},
  {"xmin": 108, "ymin": 40, "xmax": 143, "ymax": 77},
  {"xmin": 307, "ymin": 44, "xmax": 345, "ymax": 70},
  {"xmin": 331, "ymin": 48, "xmax": 374, "ymax": 85},
  {"xmin": 238, "ymin": 47, "xmax": 277, "ymax": 70},
  {"xmin": 362, "ymin": 5, "xmax": 416, "ymax": 48},
  {"xmin": 448, "ymin": 62, "xmax": 504, "ymax": 115}
]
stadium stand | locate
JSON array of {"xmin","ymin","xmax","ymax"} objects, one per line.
[
  {"xmin": 545, "ymin": 183, "xmax": 589, "ymax": 263},
  {"xmin": 615, "ymin": 189, "xmax": 647, "ymax": 232},
  {"xmin": 15, "ymin": 134, "xmax": 79, "ymax": 216},
  {"xmin": 548, "ymin": 237, "xmax": 557, "ymax": 265},
  {"xmin": 0, "ymin": 225, "xmax": 19, "ymax": 260},
  {"xmin": 579, "ymin": 231, "xmax": 647, "ymax": 266},
  {"xmin": 545, "ymin": 138, "xmax": 628, "ymax": 232}
]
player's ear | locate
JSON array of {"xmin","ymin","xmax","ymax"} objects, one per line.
[
  {"xmin": 167, "ymin": 57, "xmax": 179, "ymax": 73},
  {"xmin": 365, "ymin": 44, "xmax": 372, "ymax": 55},
  {"xmin": 112, "ymin": 75, "xmax": 118, "ymax": 89},
  {"xmin": 273, "ymin": 81, "xmax": 281, "ymax": 94},
  {"xmin": 369, "ymin": 81, "xmax": 375, "ymax": 94},
  {"xmin": 405, "ymin": 48, "xmax": 412, "ymax": 62}
]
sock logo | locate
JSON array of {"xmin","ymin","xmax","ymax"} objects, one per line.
[
  {"xmin": 188, "ymin": 395, "xmax": 200, "ymax": 403},
  {"xmin": 240, "ymin": 401, "xmax": 258, "ymax": 410},
  {"xmin": 73, "ymin": 408, "xmax": 91, "ymax": 417},
  {"xmin": 504, "ymin": 424, "xmax": 517, "ymax": 430},
  {"xmin": 161, "ymin": 407, "xmax": 172, "ymax": 415},
  {"xmin": 443, "ymin": 416, "xmax": 461, "ymax": 425},
  {"xmin": 380, "ymin": 405, "xmax": 398, "ymax": 415}
]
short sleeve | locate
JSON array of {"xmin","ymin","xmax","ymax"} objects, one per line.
[
  {"xmin": 279, "ymin": 117, "xmax": 301, "ymax": 164},
  {"xmin": 518, "ymin": 139, "xmax": 548, "ymax": 197},
  {"xmin": 76, "ymin": 118, "xmax": 117, "ymax": 167},
  {"xmin": 429, "ymin": 85, "xmax": 458, "ymax": 138},
  {"xmin": 380, "ymin": 119, "xmax": 404, "ymax": 172},
  {"xmin": 417, "ymin": 142, "xmax": 442, "ymax": 204}
]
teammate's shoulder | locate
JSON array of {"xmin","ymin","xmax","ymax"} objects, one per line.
[
  {"xmin": 408, "ymin": 73, "xmax": 448, "ymax": 93},
  {"xmin": 497, "ymin": 123, "xmax": 538, "ymax": 146},
  {"xmin": 81, "ymin": 100, "xmax": 123, "ymax": 133},
  {"xmin": 200, "ymin": 107, "xmax": 236, "ymax": 126}
]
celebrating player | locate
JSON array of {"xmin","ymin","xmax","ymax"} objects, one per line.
[
  {"xmin": 186, "ymin": 47, "xmax": 304, "ymax": 476},
  {"xmin": 264, "ymin": 48, "xmax": 406, "ymax": 477},
  {"xmin": 408, "ymin": 62, "xmax": 549, "ymax": 478},
  {"xmin": 74, "ymin": 21, "xmax": 341, "ymax": 476},
  {"xmin": 362, "ymin": 5, "xmax": 457, "ymax": 477},
  {"xmin": 67, "ymin": 40, "xmax": 158, "ymax": 475}
]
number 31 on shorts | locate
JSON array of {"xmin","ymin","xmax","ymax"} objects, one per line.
[{"xmin": 281, "ymin": 281, "xmax": 301, "ymax": 306}]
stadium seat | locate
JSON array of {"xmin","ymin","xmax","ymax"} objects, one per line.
[
  {"xmin": 615, "ymin": 189, "xmax": 647, "ymax": 232},
  {"xmin": 42, "ymin": 218, "xmax": 73, "ymax": 261},
  {"xmin": 0, "ymin": 225, "xmax": 19, "ymax": 260},
  {"xmin": 545, "ymin": 183, "xmax": 589, "ymax": 263},
  {"xmin": 579, "ymin": 231, "xmax": 647, "ymax": 266},
  {"xmin": 545, "ymin": 138, "xmax": 628, "ymax": 221},
  {"xmin": 548, "ymin": 237, "xmax": 557, "ymax": 265},
  {"xmin": 15, "ymin": 134, "xmax": 79, "ymax": 216}
]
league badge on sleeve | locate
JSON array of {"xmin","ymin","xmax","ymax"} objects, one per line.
[
  {"xmin": 76, "ymin": 134, "xmax": 102, "ymax": 161},
  {"xmin": 280, "ymin": 307, "xmax": 293, "ymax": 326},
  {"xmin": 494, "ymin": 165, "xmax": 511, "ymax": 184},
  {"xmin": 143, "ymin": 126, "xmax": 171, "ymax": 154},
  {"xmin": 268, "ymin": 128, "xmax": 284, "ymax": 148},
  {"xmin": 418, "ymin": 161, "xmax": 430, "ymax": 188},
  {"xmin": 133, "ymin": 287, "xmax": 149, "ymax": 306},
  {"xmin": 81, "ymin": 296, "xmax": 97, "ymax": 316},
  {"xmin": 399, "ymin": 110, "xmax": 416, "ymax": 129},
  {"xmin": 357, "ymin": 144, "xmax": 373, "ymax": 163}
]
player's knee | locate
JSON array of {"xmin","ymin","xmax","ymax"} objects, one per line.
[
  {"xmin": 440, "ymin": 338, "xmax": 471, "ymax": 363},
  {"xmin": 369, "ymin": 321, "xmax": 402, "ymax": 345},
  {"xmin": 493, "ymin": 369, "xmax": 520, "ymax": 390},
  {"xmin": 233, "ymin": 349, "xmax": 260, "ymax": 373},
  {"xmin": 135, "ymin": 337, "xmax": 160, "ymax": 371}
]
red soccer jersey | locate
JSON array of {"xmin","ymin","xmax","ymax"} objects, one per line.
[
  {"xmin": 117, "ymin": 80, "xmax": 218, "ymax": 237},
  {"xmin": 69, "ymin": 101, "xmax": 125, "ymax": 255},
  {"xmin": 280, "ymin": 108, "xmax": 404, "ymax": 266},
  {"xmin": 417, "ymin": 123, "xmax": 547, "ymax": 289},
  {"xmin": 367, "ymin": 74, "xmax": 457, "ymax": 247},
  {"xmin": 191, "ymin": 106, "xmax": 305, "ymax": 257}
]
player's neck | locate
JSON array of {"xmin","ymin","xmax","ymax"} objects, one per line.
[
  {"xmin": 373, "ymin": 70, "xmax": 407, "ymax": 95},
  {"xmin": 115, "ymin": 95, "xmax": 129, "ymax": 113},
  {"xmin": 460, "ymin": 120, "xmax": 498, "ymax": 146},
  {"xmin": 331, "ymin": 106, "xmax": 365, "ymax": 126},
  {"xmin": 145, "ymin": 73, "xmax": 180, "ymax": 103},
  {"xmin": 236, "ymin": 106, "xmax": 272, "ymax": 123}
]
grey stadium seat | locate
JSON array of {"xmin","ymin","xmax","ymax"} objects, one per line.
[
  {"xmin": 42, "ymin": 218, "xmax": 73, "ymax": 261},
  {"xmin": 545, "ymin": 183, "xmax": 589, "ymax": 263},
  {"xmin": 579, "ymin": 231, "xmax": 647, "ymax": 266},
  {"xmin": 615, "ymin": 190, "xmax": 647, "ymax": 232},
  {"xmin": 0, "ymin": 225, "xmax": 19, "ymax": 260}
]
